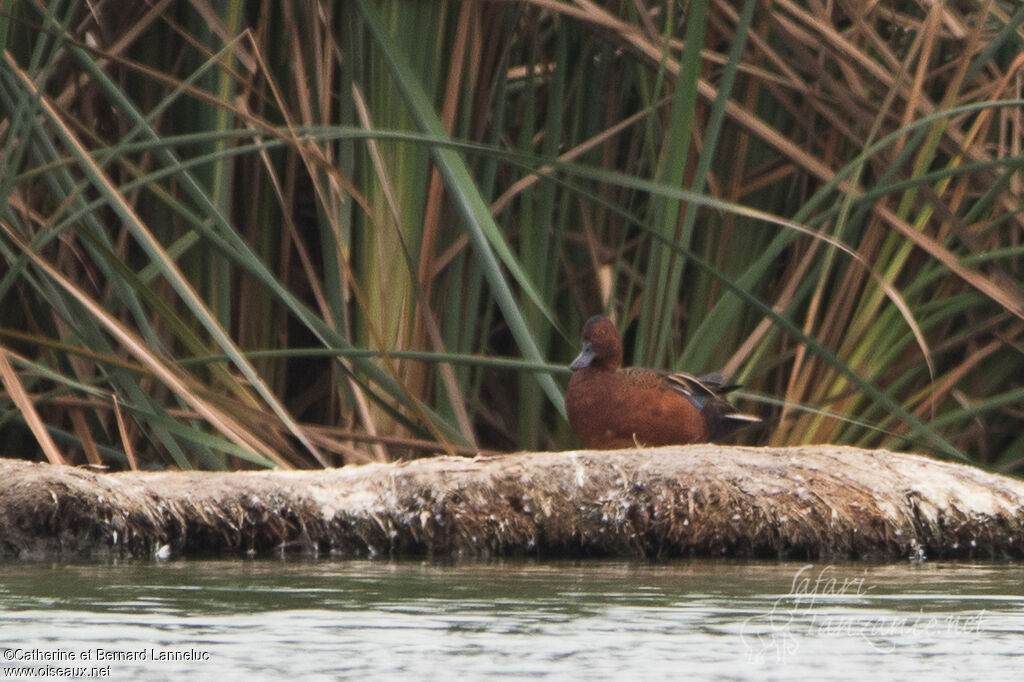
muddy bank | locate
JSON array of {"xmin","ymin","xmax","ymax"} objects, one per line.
[{"xmin": 1, "ymin": 445, "xmax": 1022, "ymax": 561}]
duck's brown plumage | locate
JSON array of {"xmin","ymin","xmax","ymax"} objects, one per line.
[{"xmin": 566, "ymin": 316, "xmax": 760, "ymax": 449}]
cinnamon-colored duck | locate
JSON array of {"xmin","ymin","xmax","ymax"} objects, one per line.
[{"xmin": 566, "ymin": 315, "xmax": 761, "ymax": 449}]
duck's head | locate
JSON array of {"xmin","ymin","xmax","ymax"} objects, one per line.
[{"xmin": 570, "ymin": 315, "xmax": 623, "ymax": 371}]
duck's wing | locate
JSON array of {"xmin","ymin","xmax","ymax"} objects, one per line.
[
  {"xmin": 665, "ymin": 371, "xmax": 762, "ymax": 429},
  {"xmin": 693, "ymin": 372, "xmax": 741, "ymax": 395},
  {"xmin": 663, "ymin": 371, "xmax": 722, "ymax": 409}
]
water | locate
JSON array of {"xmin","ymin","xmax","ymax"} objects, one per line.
[{"xmin": 1, "ymin": 559, "xmax": 1022, "ymax": 680}]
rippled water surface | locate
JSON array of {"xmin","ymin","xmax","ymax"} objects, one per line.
[{"xmin": 1, "ymin": 559, "xmax": 1022, "ymax": 680}]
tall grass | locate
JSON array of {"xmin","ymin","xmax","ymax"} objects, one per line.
[{"xmin": 1, "ymin": 1, "xmax": 1021, "ymax": 470}]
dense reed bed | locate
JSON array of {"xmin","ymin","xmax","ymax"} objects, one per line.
[{"xmin": 1, "ymin": 1, "xmax": 1021, "ymax": 470}]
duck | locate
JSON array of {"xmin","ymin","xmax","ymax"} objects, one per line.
[{"xmin": 566, "ymin": 315, "xmax": 761, "ymax": 449}]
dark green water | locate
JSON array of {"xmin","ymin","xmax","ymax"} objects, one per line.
[{"xmin": 1, "ymin": 560, "xmax": 1022, "ymax": 680}]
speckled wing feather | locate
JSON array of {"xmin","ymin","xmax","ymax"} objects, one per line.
[{"xmin": 619, "ymin": 366, "xmax": 665, "ymax": 389}]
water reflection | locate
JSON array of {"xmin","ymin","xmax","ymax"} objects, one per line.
[{"xmin": 1, "ymin": 560, "xmax": 1022, "ymax": 680}]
